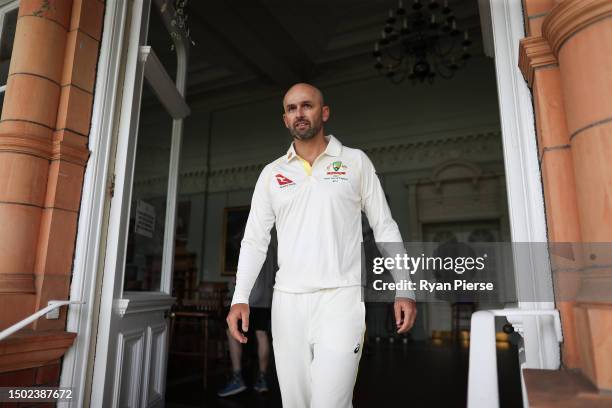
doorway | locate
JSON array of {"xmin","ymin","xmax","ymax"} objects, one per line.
[
  {"xmin": 62, "ymin": 0, "xmax": 558, "ymax": 407},
  {"xmin": 82, "ymin": 0, "xmax": 189, "ymax": 406}
]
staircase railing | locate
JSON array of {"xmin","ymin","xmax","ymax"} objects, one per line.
[{"xmin": 0, "ymin": 300, "xmax": 84, "ymax": 341}]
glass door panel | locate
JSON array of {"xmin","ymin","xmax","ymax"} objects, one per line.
[{"xmin": 123, "ymin": 80, "xmax": 174, "ymax": 292}]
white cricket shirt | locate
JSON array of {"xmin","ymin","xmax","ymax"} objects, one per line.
[{"xmin": 231, "ymin": 134, "xmax": 413, "ymax": 305}]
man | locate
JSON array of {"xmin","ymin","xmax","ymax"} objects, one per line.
[{"xmin": 226, "ymin": 83, "xmax": 416, "ymax": 407}]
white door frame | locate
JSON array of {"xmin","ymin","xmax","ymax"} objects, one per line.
[
  {"xmin": 59, "ymin": 1, "xmax": 134, "ymax": 406},
  {"xmin": 485, "ymin": 0, "xmax": 560, "ymax": 372},
  {"xmin": 59, "ymin": 0, "xmax": 189, "ymax": 406},
  {"xmin": 61, "ymin": 0, "xmax": 556, "ymax": 405}
]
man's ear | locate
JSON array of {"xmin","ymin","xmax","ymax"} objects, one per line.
[
  {"xmin": 322, "ymin": 105, "xmax": 330, "ymax": 123},
  {"xmin": 282, "ymin": 113, "xmax": 290, "ymax": 129}
]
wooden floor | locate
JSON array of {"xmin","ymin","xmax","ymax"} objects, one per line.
[{"xmin": 166, "ymin": 337, "xmax": 523, "ymax": 408}]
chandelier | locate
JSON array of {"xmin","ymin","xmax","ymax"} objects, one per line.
[{"xmin": 372, "ymin": 0, "xmax": 472, "ymax": 84}]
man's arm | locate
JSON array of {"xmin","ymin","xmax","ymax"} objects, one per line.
[
  {"xmin": 359, "ymin": 151, "xmax": 417, "ymax": 333},
  {"xmin": 227, "ymin": 166, "xmax": 276, "ymax": 343}
]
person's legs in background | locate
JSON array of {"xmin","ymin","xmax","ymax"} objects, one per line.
[
  {"xmin": 253, "ymin": 329, "xmax": 270, "ymax": 392},
  {"xmin": 218, "ymin": 308, "xmax": 272, "ymax": 396},
  {"xmin": 217, "ymin": 329, "xmax": 247, "ymax": 397},
  {"xmin": 228, "ymin": 329, "xmax": 243, "ymax": 373}
]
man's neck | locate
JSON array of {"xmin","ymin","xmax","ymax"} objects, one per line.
[{"xmin": 294, "ymin": 133, "xmax": 328, "ymax": 166}]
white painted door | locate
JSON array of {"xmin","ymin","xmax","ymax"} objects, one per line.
[{"xmin": 90, "ymin": 0, "xmax": 189, "ymax": 407}]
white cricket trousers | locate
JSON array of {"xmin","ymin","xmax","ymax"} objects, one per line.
[{"xmin": 271, "ymin": 286, "xmax": 366, "ymax": 408}]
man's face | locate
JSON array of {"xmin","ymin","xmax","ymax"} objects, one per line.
[{"xmin": 282, "ymin": 85, "xmax": 329, "ymax": 140}]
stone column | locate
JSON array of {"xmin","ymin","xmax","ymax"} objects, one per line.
[
  {"xmin": 542, "ymin": 0, "xmax": 612, "ymax": 390},
  {"xmin": 0, "ymin": 0, "xmax": 73, "ymax": 327},
  {"xmin": 519, "ymin": 0, "xmax": 583, "ymax": 369},
  {"xmin": 0, "ymin": 0, "xmax": 102, "ymax": 330}
]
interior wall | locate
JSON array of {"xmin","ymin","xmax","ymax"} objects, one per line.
[
  {"xmin": 136, "ymin": 54, "xmax": 506, "ymax": 288},
  {"xmin": 199, "ymin": 55, "xmax": 501, "ymax": 282},
  {"xmin": 200, "ymin": 56, "xmax": 501, "ymax": 171}
]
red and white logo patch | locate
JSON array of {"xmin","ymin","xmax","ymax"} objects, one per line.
[{"xmin": 275, "ymin": 173, "xmax": 294, "ymax": 186}]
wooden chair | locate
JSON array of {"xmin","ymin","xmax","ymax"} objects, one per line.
[
  {"xmin": 172, "ymin": 239, "xmax": 198, "ymax": 300},
  {"xmin": 451, "ymin": 302, "xmax": 476, "ymax": 342},
  {"xmin": 169, "ymin": 282, "xmax": 229, "ymax": 388}
]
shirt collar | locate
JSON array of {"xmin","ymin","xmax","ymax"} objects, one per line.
[{"xmin": 285, "ymin": 134, "xmax": 342, "ymax": 162}]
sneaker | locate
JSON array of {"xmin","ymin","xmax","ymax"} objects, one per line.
[
  {"xmin": 217, "ymin": 373, "xmax": 247, "ymax": 397},
  {"xmin": 253, "ymin": 372, "xmax": 269, "ymax": 393}
]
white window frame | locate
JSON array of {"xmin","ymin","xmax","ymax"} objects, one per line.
[{"xmin": 0, "ymin": 0, "xmax": 19, "ymax": 98}]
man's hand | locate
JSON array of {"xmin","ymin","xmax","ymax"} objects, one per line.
[
  {"xmin": 394, "ymin": 298, "xmax": 417, "ymax": 334},
  {"xmin": 226, "ymin": 303, "xmax": 250, "ymax": 344}
]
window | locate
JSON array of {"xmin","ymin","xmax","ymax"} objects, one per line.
[{"xmin": 0, "ymin": 0, "xmax": 18, "ymax": 113}]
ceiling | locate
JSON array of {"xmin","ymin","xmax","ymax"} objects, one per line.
[{"xmin": 147, "ymin": 0, "xmax": 486, "ymax": 104}]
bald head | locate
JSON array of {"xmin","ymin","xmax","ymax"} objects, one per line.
[
  {"xmin": 283, "ymin": 83, "xmax": 325, "ymax": 108},
  {"xmin": 282, "ymin": 83, "xmax": 329, "ymax": 141}
]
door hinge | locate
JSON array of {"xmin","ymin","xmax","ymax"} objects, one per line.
[{"xmin": 108, "ymin": 174, "xmax": 116, "ymax": 197}]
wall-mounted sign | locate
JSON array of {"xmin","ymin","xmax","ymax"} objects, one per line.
[{"xmin": 135, "ymin": 200, "xmax": 156, "ymax": 238}]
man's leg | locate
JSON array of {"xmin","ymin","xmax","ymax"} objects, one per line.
[
  {"xmin": 310, "ymin": 287, "xmax": 366, "ymax": 408},
  {"xmin": 310, "ymin": 343, "xmax": 363, "ymax": 407},
  {"xmin": 271, "ymin": 290, "xmax": 312, "ymax": 408},
  {"xmin": 217, "ymin": 329, "xmax": 247, "ymax": 397},
  {"xmin": 253, "ymin": 329, "xmax": 271, "ymax": 392},
  {"xmin": 227, "ymin": 328, "xmax": 242, "ymax": 373},
  {"xmin": 255, "ymin": 330, "xmax": 270, "ymax": 374}
]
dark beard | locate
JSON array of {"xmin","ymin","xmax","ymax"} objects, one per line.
[{"xmin": 289, "ymin": 121, "xmax": 321, "ymax": 140}]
